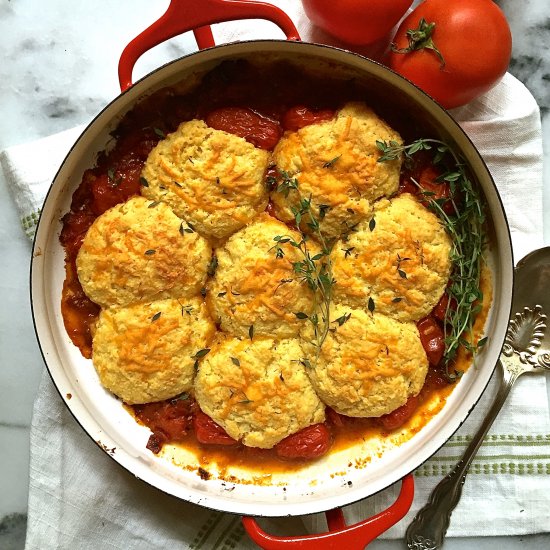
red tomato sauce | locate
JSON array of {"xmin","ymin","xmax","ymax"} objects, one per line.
[{"xmin": 60, "ymin": 60, "xmax": 481, "ymax": 467}]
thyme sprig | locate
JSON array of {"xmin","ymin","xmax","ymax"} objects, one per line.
[
  {"xmin": 272, "ymin": 171, "xmax": 336, "ymax": 359},
  {"xmin": 377, "ymin": 138, "xmax": 486, "ymax": 381},
  {"xmin": 376, "ymin": 138, "xmax": 438, "ymax": 163}
]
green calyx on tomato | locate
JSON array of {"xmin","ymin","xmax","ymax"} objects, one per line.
[{"xmin": 391, "ymin": 18, "xmax": 445, "ymax": 69}]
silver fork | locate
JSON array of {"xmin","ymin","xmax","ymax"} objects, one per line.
[{"xmin": 405, "ymin": 246, "xmax": 550, "ymax": 550}]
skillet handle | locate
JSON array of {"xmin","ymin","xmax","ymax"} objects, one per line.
[
  {"xmin": 242, "ymin": 474, "xmax": 414, "ymax": 549},
  {"xmin": 118, "ymin": 0, "xmax": 300, "ymax": 91}
]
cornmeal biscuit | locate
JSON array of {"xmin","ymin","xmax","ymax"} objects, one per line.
[
  {"xmin": 332, "ymin": 193, "xmax": 452, "ymax": 322},
  {"xmin": 92, "ymin": 297, "xmax": 216, "ymax": 404},
  {"xmin": 306, "ymin": 305, "xmax": 428, "ymax": 417},
  {"xmin": 271, "ymin": 102, "xmax": 402, "ymax": 238},
  {"xmin": 141, "ymin": 119, "xmax": 270, "ymax": 240},
  {"xmin": 208, "ymin": 213, "xmax": 316, "ymax": 339},
  {"xmin": 77, "ymin": 196, "xmax": 211, "ymax": 308},
  {"xmin": 194, "ymin": 336, "xmax": 325, "ymax": 448}
]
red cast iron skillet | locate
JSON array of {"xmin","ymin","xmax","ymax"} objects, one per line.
[{"xmin": 31, "ymin": 0, "xmax": 514, "ymax": 547}]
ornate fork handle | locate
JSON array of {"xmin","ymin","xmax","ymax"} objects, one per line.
[{"xmin": 405, "ymin": 360, "xmax": 519, "ymax": 549}]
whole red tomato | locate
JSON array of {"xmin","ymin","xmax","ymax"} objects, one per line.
[
  {"xmin": 302, "ymin": 0, "xmax": 413, "ymax": 45},
  {"xmin": 388, "ymin": 0, "xmax": 512, "ymax": 109}
]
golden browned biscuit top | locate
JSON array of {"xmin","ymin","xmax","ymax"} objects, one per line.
[
  {"xmin": 77, "ymin": 196, "xmax": 211, "ymax": 308},
  {"xmin": 92, "ymin": 297, "xmax": 216, "ymax": 404},
  {"xmin": 305, "ymin": 305, "xmax": 428, "ymax": 417},
  {"xmin": 208, "ymin": 213, "xmax": 316, "ymax": 339},
  {"xmin": 270, "ymin": 102, "xmax": 402, "ymax": 239},
  {"xmin": 332, "ymin": 193, "xmax": 452, "ymax": 322},
  {"xmin": 141, "ymin": 119, "xmax": 270, "ymax": 240},
  {"xmin": 194, "ymin": 336, "xmax": 325, "ymax": 448}
]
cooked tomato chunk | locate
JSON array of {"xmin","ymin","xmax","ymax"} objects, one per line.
[
  {"xmin": 378, "ymin": 395, "xmax": 420, "ymax": 431},
  {"xmin": 275, "ymin": 423, "xmax": 331, "ymax": 460},
  {"xmin": 205, "ymin": 107, "xmax": 282, "ymax": 150},
  {"xmin": 193, "ymin": 410, "xmax": 238, "ymax": 446},
  {"xmin": 281, "ymin": 105, "xmax": 335, "ymax": 132},
  {"xmin": 417, "ymin": 316, "xmax": 445, "ymax": 366}
]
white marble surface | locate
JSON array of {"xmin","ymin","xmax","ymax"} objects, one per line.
[{"xmin": 0, "ymin": 0, "xmax": 549, "ymax": 548}]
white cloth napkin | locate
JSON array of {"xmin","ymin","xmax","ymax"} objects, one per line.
[{"xmin": 2, "ymin": 1, "xmax": 549, "ymax": 547}]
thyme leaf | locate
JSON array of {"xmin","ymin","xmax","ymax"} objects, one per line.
[
  {"xmin": 342, "ymin": 246, "xmax": 355, "ymax": 258},
  {"xmin": 333, "ymin": 312, "xmax": 351, "ymax": 326},
  {"xmin": 179, "ymin": 222, "xmax": 194, "ymax": 234},
  {"xmin": 276, "ymin": 170, "xmax": 299, "ymax": 197},
  {"xmin": 207, "ymin": 256, "xmax": 218, "ymax": 277},
  {"xmin": 368, "ymin": 297, "xmax": 375, "ymax": 313},
  {"xmin": 323, "ymin": 155, "xmax": 341, "ymax": 168},
  {"xmin": 107, "ymin": 167, "xmax": 122, "ymax": 187},
  {"xmin": 319, "ymin": 204, "xmax": 331, "ymax": 219},
  {"xmin": 179, "ymin": 303, "xmax": 193, "ymax": 316},
  {"xmin": 193, "ymin": 348, "xmax": 211, "ymax": 359}
]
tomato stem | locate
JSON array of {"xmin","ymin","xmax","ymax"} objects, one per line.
[{"xmin": 391, "ymin": 18, "xmax": 446, "ymax": 69}]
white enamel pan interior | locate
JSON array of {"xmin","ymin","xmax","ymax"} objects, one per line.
[{"xmin": 31, "ymin": 40, "xmax": 514, "ymax": 517}]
